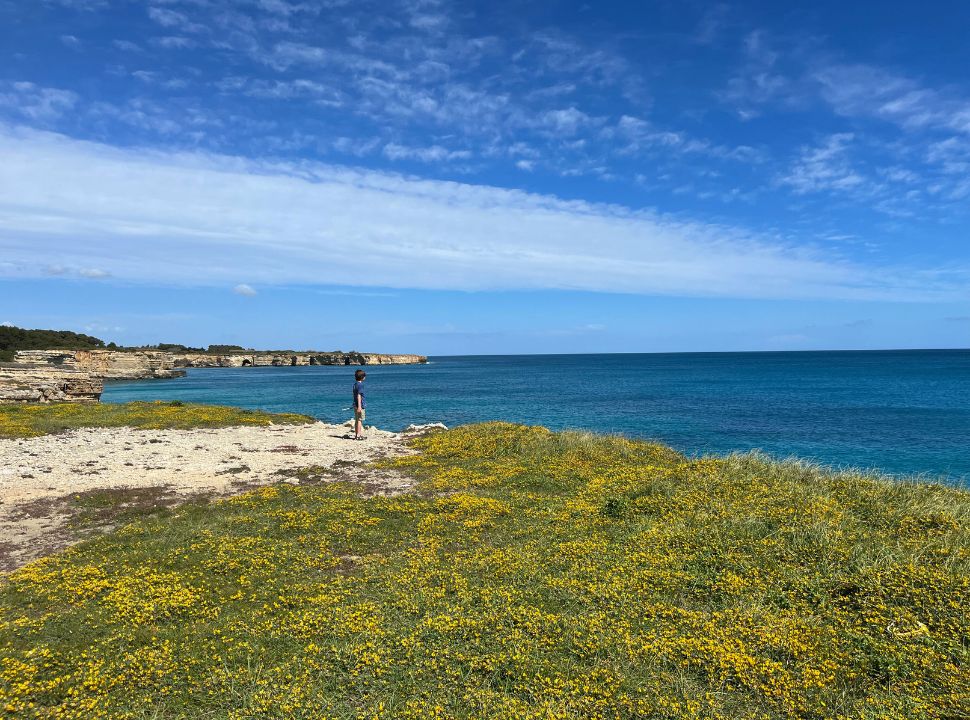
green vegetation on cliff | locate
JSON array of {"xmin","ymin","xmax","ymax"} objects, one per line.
[
  {"xmin": 0, "ymin": 423, "xmax": 967, "ymax": 718},
  {"xmin": 0, "ymin": 401, "xmax": 315, "ymax": 438},
  {"xmin": 0, "ymin": 325, "xmax": 106, "ymax": 362},
  {"xmin": 0, "ymin": 325, "xmax": 345, "ymax": 358}
]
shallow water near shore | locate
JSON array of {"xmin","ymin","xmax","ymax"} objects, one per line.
[{"xmin": 103, "ymin": 350, "xmax": 970, "ymax": 483}]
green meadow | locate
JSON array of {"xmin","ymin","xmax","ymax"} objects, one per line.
[{"xmin": 1, "ymin": 420, "xmax": 967, "ymax": 718}]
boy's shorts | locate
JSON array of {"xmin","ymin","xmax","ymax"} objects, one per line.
[{"xmin": 355, "ymin": 408, "xmax": 366, "ymax": 423}]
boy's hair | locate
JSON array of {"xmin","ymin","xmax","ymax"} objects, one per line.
[{"xmin": 355, "ymin": 369, "xmax": 366, "ymax": 381}]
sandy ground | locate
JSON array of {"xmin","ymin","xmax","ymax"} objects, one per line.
[{"xmin": 0, "ymin": 422, "xmax": 418, "ymax": 570}]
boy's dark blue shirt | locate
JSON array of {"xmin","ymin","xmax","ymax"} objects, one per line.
[{"xmin": 353, "ymin": 380, "xmax": 365, "ymax": 408}]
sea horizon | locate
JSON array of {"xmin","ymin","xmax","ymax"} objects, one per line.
[
  {"xmin": 421, "ymin": 347, "xmax": 968, "ymax": 358},
  {"xmin": 104, "ymin": 349, "xmax": 970, "ymax": 485}
]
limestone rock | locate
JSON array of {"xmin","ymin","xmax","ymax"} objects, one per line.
[
  {"xmin": 0, "ymin": 366, "xmax": 102, "ymax": 403},
  {"xmin": 13, "ymin": 350, "xmax": 184, "ymax": 380},
  {"xmin": 172, "ymin": 352, "xmax": 428, "ymax": 368},
  {"xmin": 403, "ymin": 422, "xmax": 449, "ymax": 433}
]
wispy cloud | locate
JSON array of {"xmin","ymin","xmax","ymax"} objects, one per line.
[
  {"xmin": 0, "ymin": 125, "xmax": 964, "ymax": 302},
  {"xmin": 152, "ymin": 36, "xmax": 196, "ymax": 49},
  {"xmin": 779, "ymin": 133, "xmax": 867, "ymax": 195},
  {"xmin": 0, "ymin": 81, "xmax": 78, "ymax": 122},
  {"xmin": 721, "ymin": 30, "xmax": 802, "ymax": 119},
  {"xmin": 812, "ymin": 63, "xmax": 970, "ymax": 136},
  {"xmin": 233, "ymin": 283, "xmax": 257, "ymax": 296},
  {"xmin": 113, "ymin": 39, "xmax": 141, "ymax": 52},
  {"xmin": 382, "ymin": 143, "xmax": 471, "ymax": 163},
  {"xmin": 147, "ymin": 7, "xmax": 208, "ymax": 34},
  {"xmin": 78, "ymin": 268, "xmax": 110, "ymax": 279}
]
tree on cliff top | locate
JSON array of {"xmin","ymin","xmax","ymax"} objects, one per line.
[{"xmin": 0, "ymin": 325, "xmax": 106, "ymax": 362}]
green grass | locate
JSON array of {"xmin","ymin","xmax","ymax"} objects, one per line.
[
  {"xmin": 0, "ymin": 401, "xmax": 315, "ymax": 438},
  {"xmin": 1, "ymin": 422, "xmax": 968, "ymax": 719}
]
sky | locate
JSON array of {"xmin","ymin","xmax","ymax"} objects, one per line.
[{"xmin": 0, "ymin": 0, "xmax": 968, "ymax": 354}]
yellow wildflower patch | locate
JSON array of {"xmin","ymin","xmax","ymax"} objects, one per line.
[{"xmin": 0, "ymin": 421, "xmax": 968, "ymax": 718}]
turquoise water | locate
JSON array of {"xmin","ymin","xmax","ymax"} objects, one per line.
[{"xmin": 103, "ymin": 350, "xmax": 970, "ymax": 483}]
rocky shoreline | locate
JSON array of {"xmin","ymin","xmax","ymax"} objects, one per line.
[
  {"xmin": 172, "ymin": 351, "xmax": 427, "ymax": 368},
  {"xmin": 0, "ymin": 349, "xmax": 427, "ymax": 404},
  {"xmin": 0, "ymin": 421, "xmax": 420, "ymax": 570}
]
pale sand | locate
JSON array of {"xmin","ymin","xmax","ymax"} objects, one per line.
[{"xmin": 0, "ymin": 422, "xmax": 417, "ymax": 570}]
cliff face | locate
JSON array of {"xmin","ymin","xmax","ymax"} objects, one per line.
[
  {"xmin": 173, "ymin": 352, "xmax": 428, "ymax": 368},
  {"xmin": 0, "ymin": 350, "xmax": 182, "ymax": 404},
  {"xmin": 0, "ymin": 366, "xmax": 103, "ymax": 403},
  {"xmin": 0, "ymin": 348, "xmax": 425, "ymax": 405},
  {"xmin": 13, "ymin": 350, "xmax": 184, "ymax": 380}
]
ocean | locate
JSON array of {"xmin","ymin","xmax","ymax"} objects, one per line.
[{"xmin": 102, "ymin": 350, "xmax": 970, "ymax": 484}]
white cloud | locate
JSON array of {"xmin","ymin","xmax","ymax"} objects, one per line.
[
  {"xmin": 79, "ymin": 268, "xmax": 110, "ymax": 278},
  {"xmin": 538, "ymin": 107, "xmax": 593, "ymax": 136},
  {"xmin": 147, "ymin": 7, "xmax": 208, "ymax": 33},
  {"xmin": 254, "ymin": 0, "xmax": 318, "ymax": 16},
  {"xmin": 613, "ymin": 115, "xmax": 760, "ymax": 162},
  {"xmin": 1, "ymin": 321, "xmax": 13, "ymax": 327},
  {"xmin": 812, "ymin": 63, "xmax": 970, "ymax": 136},
  {"xmin": 382, "ymin": 143, "xmax": 471, "ymax": 162},
  {"xmin": 779, "ymin": 134, "xmax": 867, "ymax": 195},
  {"xmin": 0, "ymin": 125, "xmax": 963, "ymax": 302},
  {"xmin": 721, "ymin": 31, "xmax": 798, "ymax": 118},
  {"xmin": 0, "ymin": 82, "xmax": 78, "ymax": 122},
  {"xmin": 233, "ymin": 283, "xmax": 257, "ymax": 296},
  {"xmin": 332, "ymin": 136, "xmax": 382, "ymax": 156},
  {"xmin": 231, "ymin": 78, "xmax": 343, "ymax": 106},
  {"xmin": 152, "ymin": 36, "xmax": 196, "ymax": 49}
]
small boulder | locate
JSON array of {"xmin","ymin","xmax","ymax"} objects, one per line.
[{"xmin": 403, "ymin": 422, "xmax": 448, "ymax": 433}]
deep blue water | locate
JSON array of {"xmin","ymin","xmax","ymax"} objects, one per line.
[{"xmin": 102, "ymin": 351, "xmax": 970, "ymax": 483}]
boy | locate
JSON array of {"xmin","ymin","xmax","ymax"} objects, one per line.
[{"xmin": 352, "ymin": 369, "xmax": 366, "ymax": 440}]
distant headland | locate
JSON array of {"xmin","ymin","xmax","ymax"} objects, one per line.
[{"xmin": 0, "ymin": 326, "xmax": 426, "ymax": 404}]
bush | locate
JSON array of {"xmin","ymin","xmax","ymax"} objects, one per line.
[{"xmin": 0, "ymin": 325, "xmax": 106, "ymax": 357}]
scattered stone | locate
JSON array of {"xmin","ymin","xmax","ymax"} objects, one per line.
[
  {"xmin": 403, "ymin": 422, "xmax": 449, "ymax": 433},
  {"xmin": 0, "ymin": 422, "xmax": 416, "ymax": 571}
]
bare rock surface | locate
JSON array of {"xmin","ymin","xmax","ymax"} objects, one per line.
[
  {"xmin": 404, "ymin": 422, "xmax": 449, "ymax": 433},
  {"xmin": 13, "ymin": 349, "xmax": 184, "ymax": 379},
  {"xmin": 0, "ymin": 366, "xmax": 103, "ymax": 404},
  {"xmin": 173, "ymin": 351, "xmax": 427, "ymax": 367},
  {"xmin": 0, "ymin": 422, "xmax": 415, "ymax": 570},
  {"xmin": 0, "ymin": 349, "xmax": 426, "ymax": 405}
]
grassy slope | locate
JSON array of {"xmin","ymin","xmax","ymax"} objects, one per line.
[
  {"xmin": 0, "ymin": 423, "xmax": 967, "ymax": 719},
  {"xmin": 0, "ymin": 401, "xmax": 315, "ymax": 438}
]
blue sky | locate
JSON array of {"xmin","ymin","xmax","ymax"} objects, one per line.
[{"xmin": 0, "ymin": 0, "xmax": 968, "ymax": 353}]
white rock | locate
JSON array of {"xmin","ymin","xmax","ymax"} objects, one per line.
[{"xmin": 403, "ymin": 422, "xmax": 448, "ymax": 433}]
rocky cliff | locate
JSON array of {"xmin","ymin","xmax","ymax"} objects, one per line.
[
  {"xmin": 12, "ymin": 350, "xmax": 185, "ymax": 380},
  {"xmin": 0, "ymin": 348, "xmax": 425, "ymax": 405},
  {"xmin": 0, "ymin": 350, "xmax": 182, "ymax": 405},
  {"xmin": 173, "ymin": 352, "xmax": 427, "ymax": 368},
  {"xmin": 0, "ymin": 366, "xmax": 103, "ymax": 403}
]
